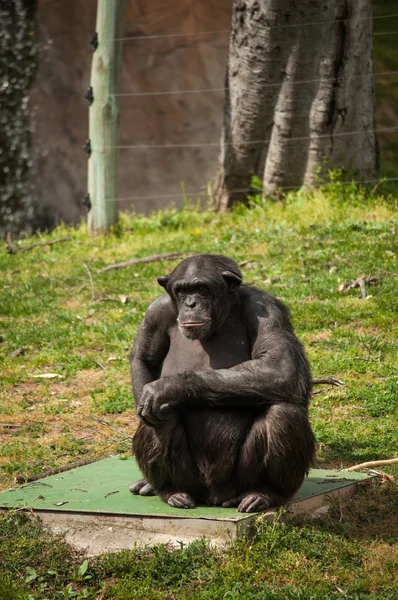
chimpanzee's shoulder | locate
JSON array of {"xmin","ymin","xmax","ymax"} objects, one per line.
[
  {"xmin": 238, "ymin": 285, "xmax": 292, "ymax": 329},
  {"xmin": 143, "ymin": 294, "xmax": 176, "ymax": 328}
]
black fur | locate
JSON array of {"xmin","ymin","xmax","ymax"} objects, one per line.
[{"xmin": 130, "ymin": 254, "xmax": 316, "ymax": 512}]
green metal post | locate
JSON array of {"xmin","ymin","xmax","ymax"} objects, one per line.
[{"xmin": 87, "ymin": 0, "xmax": 126, "ymax": 234}]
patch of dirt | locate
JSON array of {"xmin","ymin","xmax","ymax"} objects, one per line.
[
  {"xmin": 329, "ymin": 404, "xmax": 363, "ymax": 417},
  {"xmin": 50, "ymin": 368, "xmax": 105, "ymax": 396},
  {"xmin": 305, "ymin": 331, "xmax": 333, "ymax": 343},
  {"xmin": 61, "ymin": 299, "xmax": 82, "ymax": 311},
  {"xmin": 340, "ymin": 325, "xmax": 383, "ymax": 336},
  {"xmin": 331, "ymin": 482, "xmax": 398, "ymax": 542}
]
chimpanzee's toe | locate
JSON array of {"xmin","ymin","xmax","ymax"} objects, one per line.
[
  {"xmin": 139, "ymin": 482, "xmax": 156, "ymax": 496},
  {"xmin": 167, "ymin": 492, "xmax": 196, "ymax": 509},
  {"xmin": 129, "ymin": 479, "xmax": 148, "ymax": 494},
  {"xmin": 237, "ymin": 493, "xmax": 271, "ymax": 513}
]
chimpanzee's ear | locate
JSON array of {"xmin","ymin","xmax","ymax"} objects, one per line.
[
  {"xmin": 222, "ymin": 270, "xmax": 242, "ymax": 289},
  {"xmin": 157, "ymin": 275, "xmax": 169, "ymax": 289}
]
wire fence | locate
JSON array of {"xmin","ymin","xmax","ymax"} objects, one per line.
[
  {"xmin": 107, "ymin": 125, "xmax": 398, "ymax": 150},
  {"xmin": 114, "ymin": 177, "xmax": 398, "ymax": 205},
  {"xmin": 111, "ymin": 11, "xmax": 398, "ymax": 41},
  {"xmin": 95, "ymin": 10, "xmax": 398, "ymax": 207},
  {"xmin": 114, "ymin": 69, "xmax": 398, "ymax": 98}
]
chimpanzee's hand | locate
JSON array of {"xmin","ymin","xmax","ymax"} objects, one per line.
[{"xmin": 137, "ymin": 378, "xmax": 181, "ymax": 428}]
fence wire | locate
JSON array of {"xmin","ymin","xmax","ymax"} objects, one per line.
[
  {"xmin": 111, "ymin": 12, "xmax": 398, "ymax": 42},
  {"xmin": 114, "ymin": 69, "xmax": 398, "ymax": 98},
  {"xmin": 113, "ymin": 177, "xmax": 398, "ymax": 204},
  {"xmin": 105, "ymin": 125, "xmax": 398, "ymax": 150},
  {"xmin": 89, "ymin": 10, "xmax": 398, "ymax": 208}
]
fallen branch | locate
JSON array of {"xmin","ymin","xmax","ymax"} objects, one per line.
[
  {"xmin": 373, "ymin": 267, "xmax": 398, "ymax": 278},
  {"xmin": 337, "ymin": 274, "xmax": 379, "ymax": 296},
  {"xmin": 312, "ymin": 377, "xmax": 345, "ymax": 387},
  {"xmin": 98, "ymin": 252, "xmax": 185, "ymax": 273},
  {"xmin": 6, "ymin": 236, "xmax": 72, "ymax": 255},
  {"xmin": 345, "ymin": 458, "xmax": 398, "ymax": 472}
]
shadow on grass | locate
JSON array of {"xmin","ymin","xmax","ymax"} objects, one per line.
[{"xmin": 300, "ymin": 480, "xmax": 398, "ymax": 544}]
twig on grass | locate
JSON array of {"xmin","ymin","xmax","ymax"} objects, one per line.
[
  {"xmin": 337, "ymin": 274, "xmax": 379, "ymax": 296},
  {"xmin": 84, "ymin": 262, "xmax": 95, "ymax": 301},
  {"xmin": 6, "ymin": 237, "xmax": 72, "ymax": 255},
  {"xmin": 87, "ymin": 415, "xmax": 132, "ymax": 441},
  {"xmin": 373, "ymin": 266, "xmax": 398, "ymax": 278},
  {"xmin": 94, "ymin": 360, "xmax": 106, "ymax": 370},
  {"xmin": 312, "ymin": 377, "xmax": 345, "ymax": 387},
  {"xmin": 98, "ymin": 252, "xmax": 185, "ymax": 273},
  {"xmin": 57, "ymin": 415, "xmax": 130, "ymax": 446},
  {"xmin": 345, "ymin": 458, "xmax": 398, "ymax": 471}
]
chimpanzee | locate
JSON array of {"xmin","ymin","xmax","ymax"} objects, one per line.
[{"xmin": 129, "ymin": 254, "xmax": 315, "ymax": 512}]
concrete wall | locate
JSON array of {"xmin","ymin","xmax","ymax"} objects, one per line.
[{"xmin": 30, "ymin": 0, "xmax": 232, "ymax": 226}]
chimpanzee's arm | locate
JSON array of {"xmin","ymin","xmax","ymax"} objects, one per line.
[
  {"xmin": 183, "ymin": 329, "xmax": 311, "ymax": 407},
  {"xmin": 139, "ymin": 292, "xmax": 311, "ymax": 426},
  {"xmin": 189, "ymin": 293, "xmax": 311, "ymax": 406},
  {"xmin": 130, "ymin": 296, "xmax": 171, "ymax": 405}
]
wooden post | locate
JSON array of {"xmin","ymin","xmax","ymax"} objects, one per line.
[{"xmin": 87, "ymin": 0, "xmax": 126, "ymax": 234}]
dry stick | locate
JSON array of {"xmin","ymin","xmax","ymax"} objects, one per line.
[
  {"xmin": 87, "ymin": 415, "xmax": 132, "ymax": 440},
  {"xmin": 84, "ymin": 262, "xmax": 96, "ymax": 301},
  {"xmin": 98, "ymin": 252, "xmax": 185, "ymax": 273},
  {"xmin": 57, "ymin": 414, "xmax": 129, "ymax": 446},
  {"xmin": 346, "ymin": 458, "xmax": 398, "ymax": 472},
  {"xmin": 6, "ymin": 237, "xmax": 72, "ymax": 255},
  {"xmin": 374, "ymin": 267, "xmax": 398, "ymax": 278},
  {"xmin": 312, "ymin": 377, "xmax": 345, "ymax": 387}
]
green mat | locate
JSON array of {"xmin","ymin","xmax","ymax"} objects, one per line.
[{"xmin": 0, "ymin": 457, "xmax": 372, "ymax": 520}]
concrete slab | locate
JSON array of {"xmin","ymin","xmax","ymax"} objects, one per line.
[{"xmin": 0, "ymin": 457, "xmax": 374, "ymax": 555}]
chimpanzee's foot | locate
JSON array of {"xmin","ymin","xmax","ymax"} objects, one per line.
[
  {"xmin": 166, "ymin": 492, "xmax": 196, "ymax": 509},
  {"xmin": 129, "ymin": 479, "xmax": 155, "ymax": 496},
  {"xmin": 222, "ymin": 489, "xmax": 282, "ymax": 512},
  {"xmin": 237, "ymin": 492, "xmax": 272, "ymax": 513}
]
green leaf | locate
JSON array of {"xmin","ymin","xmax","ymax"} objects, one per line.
[
  {"xmin": 78, "ymin": 559, "xmax": 89, "ymax": 576},
  {"xmin": 25, "ymin": 566, "xmax": 38, "ymax": 583}
]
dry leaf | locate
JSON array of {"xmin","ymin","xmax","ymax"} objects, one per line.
[
  {"xmin": 119, "ymin": 295, "xmax": 129, "ymax": 304},
  {"xmin": 11, "ymin": 347, "xmax": 25, "ymax": 358}
]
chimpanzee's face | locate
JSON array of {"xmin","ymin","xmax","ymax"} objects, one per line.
[
  {"xmin": 157, "ymin": 255, "xmax": 242, "ymax": 340},
  {"xmin": 171, "ymin": 277, "xmax": 214, "ymax": 340}
]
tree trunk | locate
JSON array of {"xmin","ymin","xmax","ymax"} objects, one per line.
[
  {"xmin": 213, "ymin": 0, "xmax": 379, "ymax": 211},
  {"xmin": 0, "ymin": 0, "xmax": 38, "ymax": 237}
]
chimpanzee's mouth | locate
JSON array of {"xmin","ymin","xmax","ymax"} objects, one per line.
[{"xmin": 178, "ymin": 321, "xmax": 207, "ymax": 327}]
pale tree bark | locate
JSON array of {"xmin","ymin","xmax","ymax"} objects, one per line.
[{"xmin": 213, "ymin": 0, "xmax": 379, "ymax": 211}]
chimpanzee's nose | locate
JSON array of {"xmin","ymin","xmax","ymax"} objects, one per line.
[{"xmin": 186, "ymin": 297, "xmax": 197, "ymax": 309}]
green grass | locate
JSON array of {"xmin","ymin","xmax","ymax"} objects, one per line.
[
  {"xmin": 1, "ymin": 484, "xmax": 397, "ymax": 599},
  {"xmin": 0, "ymin": 180, "xmax": 397, "ymax": 598}
]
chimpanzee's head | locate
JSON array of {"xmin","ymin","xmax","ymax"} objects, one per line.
[{"xmin": 158, "ymin": 254, "xmax": 242, "ymax": 340}]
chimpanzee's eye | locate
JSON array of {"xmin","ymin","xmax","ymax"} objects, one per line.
[{"xmin": 198, "ymin": 286, "xmax": 208, "ymax": 296}]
